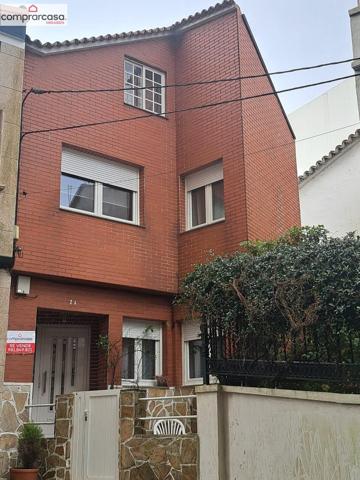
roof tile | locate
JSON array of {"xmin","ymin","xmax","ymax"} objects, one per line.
[{"xmin": 26, "ymin": 0, "xmax": 236, "ymax": 50}]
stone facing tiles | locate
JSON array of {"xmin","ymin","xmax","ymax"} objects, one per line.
[
  {"xmin": 0, "ymin": 384, "xmax": 31, "ymax": 480},
  {"xmin": 42, "ymin": 394, "xmax": 73, "ymax": 480},
  {"xmin": 143, "ymin": 387, "xmax": 197, "ymax": 435},
  {"xmin": 120, "ymin": 388, "xmax": 198, "ymax": 480},
  {"xmin": 1, "ymin": 387, "xmax": 198, "ymax": 479}
]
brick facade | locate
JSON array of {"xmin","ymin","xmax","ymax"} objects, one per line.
[{"xmin": 5, "ymin": 2, "xmax": 300, "ymax": 388}]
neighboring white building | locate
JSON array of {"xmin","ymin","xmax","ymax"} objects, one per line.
[
  {"xmin": 299, "ymin": 129, "xmax": 360, "ymax": 236},
  {"xmin": 289, "ymin": 77, "xmax": 360, "ymax": 174}
]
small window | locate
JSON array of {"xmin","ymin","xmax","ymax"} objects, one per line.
[
  {"xmin": 188, "ymin": 339, "xmax": 202, "ymax": 379},
  {"xmin": 141, "ymin": 339, "xmax": 156, "ymax": 380},
  {"xmin": 212, "ymin": 180, "xmax": 225, "ymax": 221},
  {"xmin": 124, "ymin": 59, "xmax": 165, "ymax": 115},
  {"xmin": 121, "ymin": 338, "xmax": 135, "ymax": 379},
  {"xmin": 60, "ymin": 174, "xmax": 95, "ymax": 213},
  {"xmin": 121, "ymin": 320, "xmax": 162, "ymax": 386},
  {"xmin": 191, "ymin": 186, "xmax": 206, "ymax": 227},
  {"xmin": 60, "ymin": 148, "xmax": 139, "ymax": 225},
  {"xmin": 185, "ymin": 162, "xmax": 224, "ymax": 230},
  {"xmin": 102, "ymin": 184, "xmax": 133, "ymax": 221}
]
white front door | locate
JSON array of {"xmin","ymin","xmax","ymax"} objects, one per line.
[{"xmin": 32, "ymin": 325, "xmax": 90, "ymax": 436}]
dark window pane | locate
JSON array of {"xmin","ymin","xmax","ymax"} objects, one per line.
[
  {"xmin": 145, "ymin": 100, "xmax": 154, "ymax": 111},
  {"xmin": 102, "ymin": 185, "xmax": 133, "ymax": 221},
  {"xmin": 145, "ymin": 69, "xmax": 153, "ymax": 80},
  {"xmin": 154, "ymin": 103, "xmax": 162, "ymax": 114},
  {"xmin": 142, "ymin": 339, "xmax": 156, "ymax": 380},
  {"xmin": 122, "ymin": 338, "xmax": 135, "ymax": 379},
  {"xmin": 189, "ymin": 339, "xmax": 202, "ymax": 379},
  {"xmin": 134, "ymin": 65, "xmax": 142, "ymax": 77},
  {"xmin": 191, "ymin": 186, "xmax": 206, "ymax": 227},
  {"xmin": 60, "ymin": 174, "xmax": 95, "ymax": 213},
  {"xmin": 125, "ymin": 61, "xmax": 133, "ymax": 73},
  {"xmin": 145, "ymin": 89, "xmax": 153, "ymax": 101},
  {"xmin": 212, "ymin": 180, "xmax": 224, "ymax": 220},
  {"xmin": 154, "ymin": 73, "xmax": 162, "ymax": 83}
]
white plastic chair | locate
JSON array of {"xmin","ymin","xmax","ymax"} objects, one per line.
[{"xmin": 153, "ymin": 418, "xmax": 186, "ymax": 436}]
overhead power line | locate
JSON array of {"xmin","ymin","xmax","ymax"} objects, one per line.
[
  {"xmin": 29, "ymin": 55, "xmax": 360, "ymax": 95},
  {"xmin": 22, "ymin": 72, "xmax": 360, "ymax": 137},
  {"xmin": 13, "ymin": 120, "xmax": 359, "ymax": 200}
]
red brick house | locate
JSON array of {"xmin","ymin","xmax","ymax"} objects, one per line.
[{"xmin": 5, "ymin": 0, "xmax": 299, "ymax": 427}]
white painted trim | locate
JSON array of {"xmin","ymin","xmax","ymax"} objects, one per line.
[
  {"xmin": 182, "ymin": 321, "xmax": 203, "ymax": 386},
  {"xmin": 59, "ymin": 205, "xmax": 139, "ymax": 226},
  {"xmin": 124, "ymin": 58, "xmax": 165, "ymax": 116},
  {"xmin": 121, "ymin": 319, "xmax": 163, "ymax": 387}
]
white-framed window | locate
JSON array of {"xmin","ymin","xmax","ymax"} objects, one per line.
[
  {"xmin": 121, "ymin": 319, "xmax": 162, "ymax": 387},
  {"xmin": 60, "ymin": 148, "xmax": 139, "ymax": 225},
  {"xmin": 185, "ymin": 162, "xmax": 224, "ymax": 230},
  {"xmin": 124, "ymin": 59, "xmax": 165, "ymax": 115},
  {"xmin": 183, "ymin": 320, "xmax": 203, "ymax": 385}
]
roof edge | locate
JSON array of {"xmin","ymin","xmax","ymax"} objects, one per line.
[
  {"xmin": 240, "ymin": 13, "xmax": 296, "ymax": 140},
  {"xmin": 298, "ymin": 128, "xmax": 360, "ymax": 185},
  {"xmin": 26, "ymin": 1, "xmax": 237, "ymax": 56}
]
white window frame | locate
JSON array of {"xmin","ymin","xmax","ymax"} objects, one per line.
[
  {"xmin": 60, "ymin": 174, "xmax": 139, "ymax": 225},
  {"xmin": 182, "ymin": 320, "xmax": 203, "ymax": 386},
  {"xmin": 121, "ymin": 320, "xmax": 162, "ymax": 387},
  {"xmin": 124, "ymin": 58, "xmax": 165, "ymax": 115},
  {"xmin": 185, "ymin": 162, "xmax": 224, "ymax": 231}
]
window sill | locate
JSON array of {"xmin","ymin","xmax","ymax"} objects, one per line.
[
  {"xmin": 59, "ymin": 206, "xmax": 145, "ymax": 228},
  {"xmin": 123, "ymin": 102, "xmax": 168, "ymax": 120},
  {"xmin": 184, "ymin": 378, "xmax": 203, "ymax": 386},
  {"xmin": 121, "ymin": 379, "xmax": 157, "ymax": 387},
  {"xmin": 182, "ymin": 218, "xmax": 225, "ymax": 234}
]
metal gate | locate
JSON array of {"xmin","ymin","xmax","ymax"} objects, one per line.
[{"xmin": 71, "ymin": 390, "xmax": 120, "ymax": 480}]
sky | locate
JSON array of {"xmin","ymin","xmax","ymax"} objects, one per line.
[{"xmin": 26, "ymin": 0, "xmax": 357, "ymax": 113}]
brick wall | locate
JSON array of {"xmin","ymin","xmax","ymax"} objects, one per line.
[
  {"xmin": 175, "ymin": 8, "xmax": 299, "ymax": 279},
  {"xmin": 5, "ymin": 277, "xmax": 182, "ymax": 386},
  {"xmin": 17, "ymin": 37, "xmax": 178, "ymax": 293},
  {"xmin": 7, "ymin": 5, "xmax": 300, "ymax": 388}
]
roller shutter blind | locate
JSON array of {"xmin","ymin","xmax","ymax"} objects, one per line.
[
  {"xmin": 182, "ymin": 320, "xmax": 201, "ymax": 342},
  {"xmin": 122, "ymin": 320, "xmax": 161, "ymax": 340},
  {"xmin": 62, "ymin": 148, "xmax": 139, "ymax": 192},
  {"xmin": 185, "ymin": 161, "xmax": 223, "ymax": 191}
]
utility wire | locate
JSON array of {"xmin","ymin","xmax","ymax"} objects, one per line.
[
  {"xmin": 22, "ymin": 72, "xmax": 360, "ymax": 137},
  {"xmin": 29, "ymin": 55, "xmax": 360, "ymax": 95},
  {"xmin": 13, "ymin": 120, "xmax": 359, "ymax": 199}
]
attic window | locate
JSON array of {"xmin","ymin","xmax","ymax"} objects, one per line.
[{"xmin": 124, "ymin": 59, "xmax": 165, "ymax": 115}]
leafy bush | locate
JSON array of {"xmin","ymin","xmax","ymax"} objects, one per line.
[
  {"xmin": 17, "ymin": 423, "xmax": 44, "ymax": 469},
  {"xmin": 177, "ymin": 226, "xmax": 360, "ymax": 377}
]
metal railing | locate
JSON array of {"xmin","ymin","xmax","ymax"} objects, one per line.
[{"xmin": 25, "ymin": 403, "xmax": 55, "ymax": 425}]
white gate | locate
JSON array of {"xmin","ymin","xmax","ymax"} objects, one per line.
[{"xmin": 71, "ymin": 390, "xmax": 120, "ymax": 480}]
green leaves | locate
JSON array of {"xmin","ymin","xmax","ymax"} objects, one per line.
[{"xmin": 177, "ymin": 226, "xmax": 360, "ymax": 366}]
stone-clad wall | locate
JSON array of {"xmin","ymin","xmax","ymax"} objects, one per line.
[
  {"xmin": 0, "ymin": 384, "xmax": 31, "ymax": 479},
  {"xmin": 143, "ymin": 387, "xmax": 197, "ymax": 434},
  {"xmin": 121, "ymin": 435, "xmax": 198, "ymax": 480},
  {"xmin": 39, "ymin": 388, "xmax": 198, "ymax": 480},
  {"xmin": 120, "ymin": 389, "xmax": 198, "ymax": 480},
  {"xmin": 42, "ymin": 394, "xmax": 73, "ymax": 480}
]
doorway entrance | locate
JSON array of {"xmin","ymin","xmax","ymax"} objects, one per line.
[{"xmin": 32, "ymin": 325, "xmax": 90, "ymax": 436}]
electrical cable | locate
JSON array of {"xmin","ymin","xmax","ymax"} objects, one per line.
[
  {"xmin": 22, "ymin": 72, "xmax": 360, "ymax": 137},
  {"xmin": 28, "ymin": 55, "xmax": 360, "ymax": 95},
  {"xmin": 11, "ymin": 120, "xmax": 359, "ymax": 199}
]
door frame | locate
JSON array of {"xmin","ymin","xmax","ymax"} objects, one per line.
[{"xmin": 32, "ymin": 324, "xmax": 91, "ymax": 426}]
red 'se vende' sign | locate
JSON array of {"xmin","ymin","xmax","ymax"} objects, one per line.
[{"xmin": 6, "ymin": 331, "xmax": 36, "ymax": 355}]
